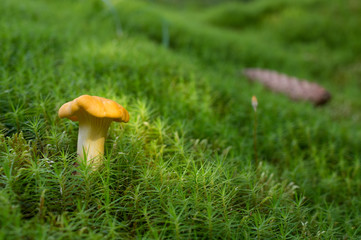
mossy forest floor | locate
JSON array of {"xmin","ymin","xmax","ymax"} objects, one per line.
[{"xmin": 1, "ymin": 0, "xmax": 361, "ymax": 239}]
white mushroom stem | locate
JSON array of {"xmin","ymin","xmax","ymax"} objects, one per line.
[{"xmin": 77, "ymin": 115, "xmax": 112, "ymax": 167}]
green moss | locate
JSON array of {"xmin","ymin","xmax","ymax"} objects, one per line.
[{"xmin": 0, "ymin": 0, "xmax": 361, "ymax": 238}]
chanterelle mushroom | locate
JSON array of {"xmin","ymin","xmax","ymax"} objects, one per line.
[{"xmin": 58, "ymin": 95, "xmax": 129, "ymax": 168}]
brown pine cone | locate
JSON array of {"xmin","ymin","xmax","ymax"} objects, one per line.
[{"xmin": 243, "ymin": 68, "xmax": 331, "ymax": 106}]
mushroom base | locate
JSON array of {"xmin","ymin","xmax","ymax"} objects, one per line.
[{"xmin": 77, "ymin": 117, "xmax": 111, "ymax": 168}]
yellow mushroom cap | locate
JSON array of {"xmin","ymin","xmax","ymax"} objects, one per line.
[{"xmin": 58, "ymin": 95, "xmax": 129, "ymax": 123}]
